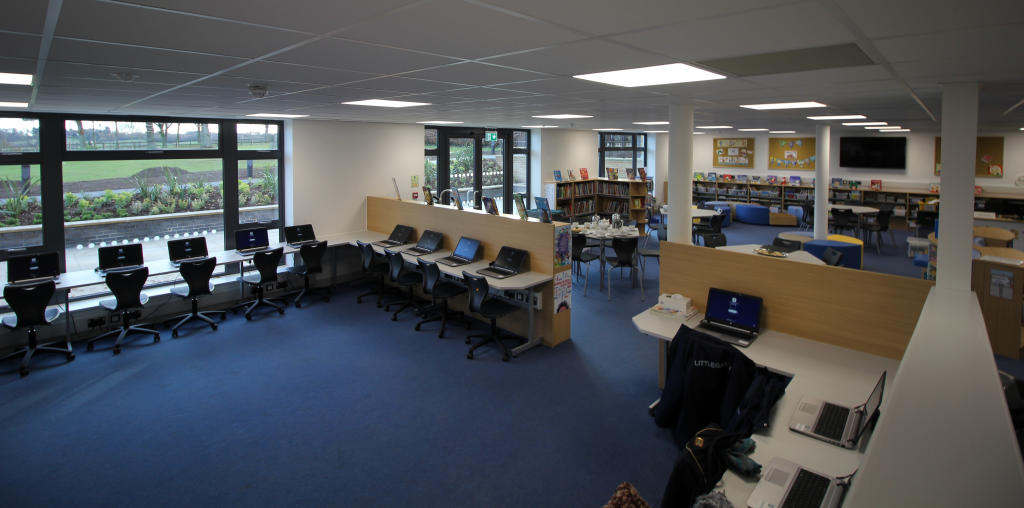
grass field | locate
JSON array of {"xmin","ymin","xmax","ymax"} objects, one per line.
[{"xmin": 1, "ymin": 157, "xmax": 277, "ymax": 185}]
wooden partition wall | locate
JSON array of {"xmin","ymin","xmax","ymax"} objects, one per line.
[
  {"xmin": 366, "ymin": 196, "xmax": 571, "ymax": 347},
  {"xmin": 661, "ymin": 243, "xmax": 935, "ymax": 360}
]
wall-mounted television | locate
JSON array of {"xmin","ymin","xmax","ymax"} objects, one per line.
[{"xmin": 839, "ymin": 137, "xmax": 907, "ymax": 169}]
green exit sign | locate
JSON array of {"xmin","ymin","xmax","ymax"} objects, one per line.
[{"xmin": 485, "ymin": 132, "xmax": 497, "ymax": 141}]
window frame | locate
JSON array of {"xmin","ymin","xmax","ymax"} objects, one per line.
[
  {"xmin": 424, "ymin": 125, "xmax": 529, "ymax": 214},
  {"xmin": 598, "ymin": 132, "xmax": 647, "ymax": 178}
]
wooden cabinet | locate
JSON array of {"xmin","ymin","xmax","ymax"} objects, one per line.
[{"xmin": 971, "ymin": 258, "xmax": 1024, "ymax": 359}]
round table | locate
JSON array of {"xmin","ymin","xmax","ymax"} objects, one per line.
[
  {"xmin": 660, "ymin": 205, "xmax": 720, "ymax": 218},
  {"xmin": 973, "ymin": 226, "xmax": 1016, "ymax": 247},
  {"xmin": 828, "ymin": 204, "xmax": 879, "ymax": 215}
]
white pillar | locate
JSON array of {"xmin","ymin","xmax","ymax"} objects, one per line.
[
  {"xmin": 814, "ymin": 125, "xmax": 830, "ymax": 240},
  {"xmin": 936, "ymin": 82, "xmax": 979, "ymax": 291},
  {"xmin": 668, "ymin": 104, "xmax": 694, "ymax": 245}
]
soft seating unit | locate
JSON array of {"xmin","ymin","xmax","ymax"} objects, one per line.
[
  {"xmin": 827, "ymin": 234, "xmax": 865, "ymax": 269},
  {"xmin": 705, "ymin": 201, "xmax": 732, "ymax": 227},
  {"xmin": 804, "ymin": 240, "xmax": 862, "ymax": 269},
  {"xmin": 734, "ymin": 203, "xmax": 770, "ymax": 225},
  {"xmin": 787, "ymin": 205, "xmax": 805, "ymax": 225}
]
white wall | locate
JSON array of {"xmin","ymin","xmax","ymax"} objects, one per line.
[
  {"xmin": 534, "ymin": 128, "xmax": 599, "ymax": 182},
  {"xmin": 286, "ymin": 120, "xmax": 423, "ymax": 236}
]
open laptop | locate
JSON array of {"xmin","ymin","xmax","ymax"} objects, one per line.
[
  {"xmin": 284, "ymin": 224, "xmax": 317, "ymax": 247},
  {"xmin": 96, "ymin": 243, "xmax": 144, "ymax": 275},
  {"xmin": 789, "ymin": 372, "xmax": 886, "ymax": 449},
  {"xmin": 372, "ymin": 225, "xmax": 413, "ymax": 248},
  {"xmin": 7, "ymin": 252, "xmax": 60, "ymax": 284},
  {"xmin": 235, "ymin": 227, "xmax": 270, "ymax": 256},
  {"xmin": 476, "ymin": 246, "xmax": 527, "ymax": 279},
  {"xmin": 697, "ymin": 287, "xmax": 763, "ymax": 347},
  {"xmin": 404, "ymin": 230, "xmax": 443, "ymax": 256},
  {"xmin": 167, "ymin": 237, "xmax": 209, "ymax": 267},
  {"xmin": 747, "ymin": 457, "xmax": 850, "ymax": 508},
  {"xmin": 437, "ymin": 237, "xmax": 481, "ymax": 267}
]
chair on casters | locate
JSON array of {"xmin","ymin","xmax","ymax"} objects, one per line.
[
  {"xmin": 571, "ymin": 233, "xmax": 599, "ymax": 296},
  {"xmin": 163, "ymin": 257, "xmax": 226, "ymax": 337},
  {"xmin": 703, "ymin": 233, "xmax": 727, "ymax": 248},
  {"xmin": 1, "ymin": 280, "xmax": 70, "ymax": 377},
  {"xmin": 356, "ymin": 241, "xmax": 391, "ymax": 308},
  {"xmin": 285, "ymin": 241, "xmax": 330, "ymax": 308},
  {"xmin": 605, "ymin": 237, "xmax": 644, "ymax": 301},
  {"xmin": 823, "ymin": 248, "xmax": 845, "ymax": 266},
  {"xmin": 383, "ymin": 249, "xmax": 426, "ymax": 321},
  {"xmin": 87, "ymin": 266, "xmax": 160, "ymax": 354},
  {"xmin": 414, "ymin": 259, "xmax": 471, "ymax": 338},
  {"xmin": 462, "ymin": 271, "xmax": 523, "ymax": 362},
  {"xmin": 231, "ymin": 247, "xmax": 287, "ymax": 320}
]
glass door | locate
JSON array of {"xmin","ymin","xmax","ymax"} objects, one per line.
[
  {"xmin": 481, "ymin": 131, "xmax": 505, "ymax": 212},
  {"xmin": 448, "ymin": 135, "xmax": 478, "ymax": 208}
]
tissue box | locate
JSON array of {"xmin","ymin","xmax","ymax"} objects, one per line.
[{"xmin": 658, "ymin": 293, "xmax": 691, "ymax": 312}]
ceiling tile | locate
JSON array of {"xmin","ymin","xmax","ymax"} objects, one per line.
[
  {"xmin": 745, "ymin": 65, "xmax": 892, "ymax": 87},
  {"xmin": 269, "ymin": 37, "xmax": 458, "ymax": 75},
  {"xmin": 561, "ymin": 88, "xmax": 665, "ymax": 101},
  {"xmin": 483, "ymin": 39, "xmax": 674, "ymax": 76},
  {"xmin": 892, "ymin": 54, "xmax": 1024, "ymax": 79},
  {"xmin": 48, "ymin": 39, "xmax": 248, "ymax": 74},
  {"xmin": 0, "ymin": 33, "xmax": 41, "ymax": 60},
  {"xmin": 403, "ymin": 62, "xmax": 550, "ymax": 87},
  {"xmin": 776, "ymin": 79, "xmax": 905, "ymax": 96},
  {"xmin": 44, "ymin": 61, "xmax": 204, "ymax": 85},
  {"xmin": 0, "ymin": 2, "xmax": 49, "ymax": 35},
  {"xmin": 835, "ymin": 0, "xmax": 1024, "ymax": 39},
  {"xmin": 222, "ymin": 61, "xmax": 379, "ymax": 86},
  {"xmin": 0, "ymin": 57, "xmax": 39, "ymax": 75},
  {"xmin": 347, "ymin": 76, "xmax": 466, "ymax": 94},
  {"xmin": 492, "ymin": 78, "xmax": 612, "ymax": 95},
  {"xmin": 39, "ymin": 77, "xmax": 173, "ymax": 93},
  {"xmin": 874, "ymin": 23, "xmax": 1024, "ymax": 64}
]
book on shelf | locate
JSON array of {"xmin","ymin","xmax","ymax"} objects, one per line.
[
  {"xmin": 513, "ymin": 193, "xmax": 528, "ymax": 220},
  {"xmin": 737, "ymin": 174, "xmax": 748, "ymax": 183},
  {"xmin": 780, "ymin": 176, "xmax": 788, "ymax": 185},
  {"xmin": 580, "ymin": 168, "xmax": 589, "ymax": 180},
  {"xmin": 694, "ymin": 172, "xmax": 705, "ymax": 181},
  {"xmin": 608, "ymin": 168, "xmax": 619, "ymax": 180},
  {"xmin": 790, "ymin": 176, "xmax": 801, "ymax": 186},
  {"xmin": 553, "ymin": 170, "xmax": 563, "ymax": 182},
  {"xmin": 830, "ymin": 178, "xmax": 843, "ymax": 188},
  {"xmin": 638, "ymin": 167, "xmax": 647, "ymax": 181},
  {"xmin": 722, "ymin": 174, "xmax": 733, "ymax": 182},
  {"xmin": 708, "ymin": 172, "xmax": 717, "ymax": 182},
  {"xmin": 626, "ymin": 168, "xmax": 637, "ymax": 180},
  {"xmin": 929, "ymin": 183, "xmax": 940, "ymax": 193},
  {"xmin": 534, "ymin": 197, "xmax": 552, "ymax": 223},
  {"xmin": 766, "ymin": 175, "xmax": 777, "ymax": 184},
  {"xmin": 633, "ymin": 198, "xmax": 643, "ymax": 208},
  {"xmin": 870, "ymin": 179, "xmax": 882, "ymax": 191},
  {"xmin": 482, "ymin": 196, "xmax": 499, "ymax": 216},
  {"xmin": 422, "ymin": 186, "xmax": 434, "ymax": 206},
  {"xmin": 567, "ymin": 169, "xmax": 576, "ymax": 181}
]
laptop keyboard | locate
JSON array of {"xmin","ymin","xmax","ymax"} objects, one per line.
[
  {"xmin": 701, "ymin": 322, "xmax": 751, "ymax": 340},
  {"xmin": 813, "ymin": 403, "xmax": 850, "ymax": 441},
  {"xmin": 782, "ymin": 469, "xmax": 831, "ymax": 508}
]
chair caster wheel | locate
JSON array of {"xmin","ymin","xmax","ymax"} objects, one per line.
[
  {"xmin": 67, "ymin": 353, "xmax": 75, "ymax": 361},
  {"xmin": 512, "ymin": 352, "xmax": 518, "ymax": 359},
  {"xmin": 295, "ymin": 303, "xmax": 301, "ymax": 308},
  {"xmin": 113, "ymin": 347, "xmax": 121, "ymax": 355},
  {"xmin": 467, "ymin": 352, "xmax": 473, "ymax": 360},
  {"xmin": 278, "ymin": 309, "xmax": 285, "ymax": 315},
  {"xmin": 87, "ymin": 343, "xmax": 94, "ymax": 351},
  {"xmin": 465, "ymin": 338, "xmax": 471, "ymax": 345},
  {"xmin": 502, "ymin": 354, "xmax": 509, "ymax": 362},
  {"xmin": 211, "ymin": 324, "xmax": 217, "ymax": 331},
  {"xmin": 390, "ymin": 316, "xmax": 397, "ymax": 321},
  {"xmin": 172, "ymin": 331, "xmax": 178, "ymax": 338},
  {"xmin": 245, "ymin": 314, "xmax": 252, "ymax": 321},
  {"xmin": 154, "ymin": 336, "xmax": 160, "ymax": 343},
  {"xmin": 414, "ymin": 325, "xmax": 420, "ymax": 331},
  {"xmin": 438, "ymin": 332, "xmax": 444, "ymax": 339},
  {"xmin": 20, "ymin": 367, "xmax": 28, "ymax": 377}
]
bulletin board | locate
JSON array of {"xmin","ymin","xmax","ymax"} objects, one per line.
[
  {"xmin": 713, "ymin": 138, "xmax": 755, "ymax": 169},
  {"xmin": 934, "ymin": 137, "xmax": 1004, "ymax": 177},
  {"xmin": 768, "ymin": 137, "xmax": 816, "ymax": 170}
]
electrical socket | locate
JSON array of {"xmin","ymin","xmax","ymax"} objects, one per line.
[
  {"xmin": 265, "ymin": 283, "xmax": 274, "ymax": 293},
  {"xmin": 128, "ymin": 310, "xmax": 142, "ymax": 320},
  {"xmin": 276, "ymin": 281, "xmax": 287, "ymax": 289},
  {"xmin": 87, "ymin": 317, "xmax": 106, "ymax": 328},
  {"xmin": 110, "ymin": 313, "xmax": 120, "ymax": 323}
]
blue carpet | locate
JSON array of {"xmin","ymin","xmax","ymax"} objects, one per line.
[{"xmin": 0, "ymin": 250, "xmax": 674, "ymax": 508}]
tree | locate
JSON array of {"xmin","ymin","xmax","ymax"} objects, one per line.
[
  {"xmin": 199, "ymin": 124, "xmax": 212, "ymax": 148},
  {"xmin": 75, "ymin": 120, "xmax": 87, "ymax": 150},
  {"xmin": 145, "ymin": 122, "xmax": 156, "ymax": 150}
]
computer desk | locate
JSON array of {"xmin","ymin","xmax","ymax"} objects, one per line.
[{"xmin": 632, "ymin": 309, "xmax": 899, "ymax": 506}]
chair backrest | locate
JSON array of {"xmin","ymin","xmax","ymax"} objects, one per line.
[
  {"xmin": 645, "ymin": 206, "xmax": 653, "ymax": 223},
  {"xmin": 802, "ymin": 205, "xmax": 813, "ymax": 225},
  {"xmin": 357, "ymin": 241, "xmax": 375, "ymax": 273},
  {"xmin": 105, "ymin": 266, "xmax": 150, "ymax": 311},
  {"xmin": 384, "ymin": 249, "xmax": 405, "ymax": 282},
  {"xmin": 253, "ymin": 247, "xmax": 284, "ymax": 283},
  {"xmin": 298, "ymin": 241, "xmax": 328, "ymax": 275},
  {"xmin": 823, "ymin": 247, "xmax": 844, "ymax": 266},
  {"xmin": 3, "ymin": 280, "xmax": 56, "ymax": 330},
  {"xmin": 772, "ymin": 237, "xmax": 800, "ymax": 251},
  {"xmin": 832, "ymin": 208, "xmax": 855, "ymax": 227},
  {"xmin": 709, "ymin": 213, "xmax": 725, "ymax": 233},
  {"xmin": 611, "ymin": 238, "xmax": 638, "ymax": 265},
  {"xmin": 178, "ymin": 256, "xmax": 216, "ymax": 298},
  {"xmin": 462, "ymin": 271, "xmax": 489, "ymax": 313},
  {"xmin": 703, "ymin": 233, "xmax": 727, "ymax": 248},
  {"xmin": 571, "ymin": 233, "xmax": 587, "ymax": 259},
  {"xmin": 876, "ymin": 209, "xmax": 893, "ymax": 230},
  {"xmin": 657, "ymin": 224, "xmax": 668, "ymax": 242},
  {"xmin": 417, "ymin": 258, "xmax": 441, "ymax": 295}
]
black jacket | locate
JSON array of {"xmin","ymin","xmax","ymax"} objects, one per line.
[{"xmin": 724, "ymin": 367, "xmax": 788, "ymax": 437}]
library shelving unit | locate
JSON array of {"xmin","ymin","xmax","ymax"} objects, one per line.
[{"xmin": 544, "ymin": 178, "xmax": 653, "ymax": 234}]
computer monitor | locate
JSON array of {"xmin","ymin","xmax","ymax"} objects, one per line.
[
  {"xmin": 284, "ymin": 224, "xmax": 316, "ymax": 244},
  {"xmin": 235, "ymin": 228, "xmax": 270, "ymax": 251},
  {"xmin": 453, "ymin": 237, "xmax": 481, "ymax": 261},
  {"xmin": 97, "ymin": 243, "xmax": 144, "ymax": 271},
  {"xmin": 7, "ymin": 252, "xmax": 60, "ymax": 283},
  {"xmin": 704, "ymin": 287, "xmax": 763, "ymax": 334},
  {"xmin": 492, "ymin": 246, "xmax": 527, "ymax": 272},
  {"xmin": 167, "ymin": 237, "xmax": 209, "ymax": 263}
]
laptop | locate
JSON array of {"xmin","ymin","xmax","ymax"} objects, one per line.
[
  {"xmin": 372, "ymin": 225, "xmax": 413, "ymax": 248},
  {"xmin": 404, "ymin": 230, "xmax": 443, "ymax": 256},
  {"xmin": 437, "ymin": 237, "xmax": 481, "ymax": 267},
  {"xmin": 476, "ymin": 246, "xmax": 527, "ymax": 279},
  {"xmin": 7, "ymin": 252, "xmax": 60, "ymax": 284},
  {"xmin": 747, "ymin": 457, "xmax": 849, "ymax": 508},
  {"xmin": 698, "ymin": 287, "xmax": 763, "ymax": 347},
  {"xmin": 284, "ymin": 224, "xmax": 317, "ymax": 247},
  {"xmin": 235, "ymin": 227, "xmax": 270, "ymax": 256},
  {"xmin": 789, "ymin": 372, "xmax": 886, "ymax": 449},
  {"xmin": 96, "ymin": 243, "xmax": 144, "ymax": 274},
  {"xmin": 168, "ymin": 237, "xmax": 209, "ymax": 267}
]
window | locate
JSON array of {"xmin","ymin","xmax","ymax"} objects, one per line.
[
  {"xmin": 511, "ymin": 130, "xmax": 530, "ymax": 208},
  {"xmin": 424, "ymin": 126, "xmax": 529, "ymax": 213},
  {"xmin": 64, "ymin": 121, "xmax": 219, "ymax": 151},
  {"xmin": 424, "ymin": 129, "xmax": 438, "ymax": 196},
  {"xmin": 0, "ymin": 117, "xmax": 39, "ymax": 152},
  {"xmin": 599, "ymin": 132, "xmax": 647, "ymax": 179},
  {"xmin": 237, "ymin": 123, "xmax": 279, "ymax": 151}
]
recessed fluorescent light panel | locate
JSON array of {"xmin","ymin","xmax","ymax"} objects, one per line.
[
  {"xmin": 864, "ymin": 125, "xmax": 899, "ymax": 129},
  {"xmin": 0, "ymin": 102, "xmax": 28, "ymax": 108},
  {"xmin": 645, "ymin": 131, "xmax": 669, "ymax": 133},
  {"xmin": 0, "ymin": 73, "xmax": 32, "ymax": 86},
  {"xmin": 593, "ymin": 128, "xmax": 622, "ymax": 131},
  {"xmin": 843, "ymin": 122, "xmax": 887, "ymax": 126},
  {"xmin": 769, "ymin": 131, "xmax": 796, "ymax": 133},
  {"xmin": 692, "ymin": 132, "xmax": 705, "ymax": 135},
  {"xmin": 532, "ymin": 114, "xmax": 593, "ymax": 119},
  {"xmin": 574, "ymin": 63, "xmax": 725, "ymax": 88},
  {"xmin": 695, "ymin": 126, "xmax": 732, "ymax": 129},
  {"xmin": 416, "ymin": 121, "xmax": 462, "ymax": 124},
  {"xmin": 741, "ymin": 102, "xmax": 827, "ymax": 110},
  {"xmin": 738, "ymin": 128, "xmax": 768, "ymax": 131},
  {"xmin": 521, "ymin": 125, "xmax": 558, "ymax": 128},
  {"xmin": 343, "ymin": 99, "xmax": 430, "ymax": 108},
  {"xmin": 633, "ymin": 121, "xmax": 669, "ymax": 125},
  {"xmin": 807, "ymin": 115, "xmax": 866, "ymax": 120},
  {"xmin": 880, "ymin": 129, "xmax": 910, "ymax": 132},
  {"xmin": 245, "ymin": 113, "xmax": 309, "ymax": 118}
]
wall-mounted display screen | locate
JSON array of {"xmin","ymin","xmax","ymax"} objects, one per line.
[{"xmin": 839, "ymin": 137, "xmax": 907, "ymax": 169}]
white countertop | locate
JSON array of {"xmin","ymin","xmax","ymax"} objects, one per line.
[{"xmin": 715, "ymin": 244, "xmax": 826, "ymax": 265}]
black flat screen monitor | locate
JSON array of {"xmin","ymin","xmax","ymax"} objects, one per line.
[
  {"xmin": 284, "ymin": 224, "xmax": 316, "ymax": 244},
  {"xmin": 235, "ymin": 228, "xmax": 270, "ymax": 251},
  {"xmin": 98, "ymin": 243, "xmax": 144, "ymax": 271},
  {"xmin": 7, "ymin": 252, "xmax": 60, "ymax": 283},
  {"xmin": 705, "ymin": 287, "xmax": 763, "ymax": 334},
  {"xmin": 839, "ymin": 137, "xmax": 907, "ymax": 169},
  {"xmin": 167, "ymin": 237, "xmax": 209, "ymax": 262}
]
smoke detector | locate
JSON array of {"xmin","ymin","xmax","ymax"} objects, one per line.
[
  {"xmin": 111, "ymin": 73, "xmax": 138, "ymax": 82},
  {"xmin": 248, "ymin": 85, "xmax": 270, "ymax": 99}
]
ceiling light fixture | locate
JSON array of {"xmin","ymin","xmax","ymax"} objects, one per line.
[
  {"xmin": 741, "ymin": 102, "xmax": 827, "ymax": 110},
  {"xmin": 843, "ymin": 122, "xmax": 887, "ymax": 126},
  {"xmin": 574, "ymin": 63, "xmax": 725, "ymax": 88},
  {"xmin": 695, "ymin": 126, "xmax": 732, "ymax": 129},
  {"xmin": 0, "ymin": 73, "xmax": 33, "ymax": 86},
  {"xmin": 633, "ymin": 121, "xmax": 669, "ymax": 125},
  {"xmin": 692, "ymin": 132, "xmax": 705, "ymax": 135},
  {"xmin": 879, "ymin": 129, "xmax": 910, "ymax": 132},
  {"xmin": 807, "ymin": 115, "xmax": 867, "ymax": 120},
  {"xmin": 522, "ymin": 125, "xmax": 558, "ymax": 128},
  {"xmin": 532, "ymin": 114, "xmax": 593, "ymax": 119},
  {"xmin": 245, "ymin": 113, "xmax": 309, "ymax": 118},
  {"xmin": 110, "ymin": 73, "xmax": 138, "ymax": 83},
  {"xmin": 343, "ymin": 99, "xmax": 431, "ymax": 108},
  {"xmin": 416, "ymin": 120, "xmax": 462, "ymax": 124},
  {"xmin": 864, "ymin": 125, "xmax": 899, "ymax": 129},
  {"xmin": 738, "ymin": 128, "xmax": 768, "ymax": 131},
  {"xmin": 645, "ymin": 130, "xmax": 669, "ymax": 133},
  {"xmin": 769, "ymin": 131, "xmax": 796, "ymax": 133},
  {"xmin": 0, "ymin": 102, "xmax": 29, "ymax": 108},
  {"xmin": 593, "ymin": 128, "xmax": 622, "ymax": 131}
]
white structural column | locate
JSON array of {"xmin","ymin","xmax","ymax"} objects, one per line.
[
  {"xmin": 667, "ymin": 104, "xmax": 694, "ymax": 245},
  {"xmin": 936, "ymin": 82, "xmax": 979, "ymax": 291},
  {"xmin": 813, "ymin": 125, "xmax": 830, "ymax": 240}
]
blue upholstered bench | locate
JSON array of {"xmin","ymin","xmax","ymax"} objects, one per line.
[
  {"xmin": 804, "ymin": 240, "xmax": 862, "ymax": 269},
  {"xmin": 706, "ymin": 201, "xmax": 732, "ymax": 227},
  {"xmin": 734, "ymin": 203, "xmax": 770, "ymax": 225}
]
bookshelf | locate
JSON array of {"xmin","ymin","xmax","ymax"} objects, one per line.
[{"xmin": 544, "ymin": 177, "xmax": 653, "ymax": 234}]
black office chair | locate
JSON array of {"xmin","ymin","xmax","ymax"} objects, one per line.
[
  {"xmin": 831, "ymin": 208, "xmax": 857, "ymax": 236},
  {"xmin": 285, "ymin": 240, "xmax": 330, "ymax": 308},
  {"xmin": 605, "ymin": 237, "xmax": 643, "ymax": 301},
  {"xmin": 772, "ymin": 237, "xmax": 801, "ymax": 252},
  {"xmin": 703, "ymin": 233, "xmax": 727, "ymax": 248},
  {"xmin": 231, "ymin": 247, "xmax": 287, "ymax": 320},
  {"xmin": 462, "ymin": 271, "xmax": 523, "ymax": 362},
  {"xmin": 87, "ymin": 266, "xmax": 160, "ymax": 354},
  {"xmin": 0, "ymin": 280, "xmax": 71, "ymax": 377},
  {"xmin": 356, "ymin": 241, "xmax": 391, "ymax": 308},
  {"xmin": 637, "ymin": 225, "xmax": 666, "ymax": 279},
  {"xmin": 643, "ymin": 206, "xmax": 660, "ymax": 247},
  {"xmin": 163, "ymin": 257, "xmax": 226, "ymax": 337},
  {"xmin": 571, "ymin": 233, "xmax": 599, "ymax": 296},
  {"xmin": 823, "ymin": 248, "xmax": 845, "ymax": 267},
  {"xmin": 800, "ymin": 205, "xmax": 814, "ymax": 231},
  {"xmin": 693, "ymin": 213, "xmax": 724, "ymax": 246},
  {"xmin": 383, "ymin": 249, "xmax": 426, "ymax": 321},
  {"xmin": 860, "ymin": 210, "xmax": 896, "ymax": 254},
  {"xmin": 414, "ymin": 259, "xmax": 471, "ymax": 338}
]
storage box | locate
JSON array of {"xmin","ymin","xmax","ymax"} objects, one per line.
[{"xmin": 769, "ymin": 212, "xmax": 798, "ymax": 226}]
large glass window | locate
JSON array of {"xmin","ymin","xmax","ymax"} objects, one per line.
[
  {"xmin": 599, "ymin": 132, "xmax": 646, "ymax": 179},
  {"xmin": 449, "ymin": 137, "xmax": 477, "ymax": 206},
  {"xmin": 237, "ymin": 123, "xmax": 279, "ymax": 151},
  {"xmin": 64, "ymin": 121, "xmax": 219, "ymax": 151},
  {"xmin": 424, "ymin": 129, "xmax": 438, "ymax": 196},
  {"xmin": 424, "ymin": 126, "xmax": 529, "ymax": 213},
  {"xmin": 0, "ymin": 118, "xmax": 40, "ymax": 152}
]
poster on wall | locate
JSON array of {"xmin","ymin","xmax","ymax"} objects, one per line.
[
  {"xmin": 554, "ymin": 224, "xmax": 571, "ymax": 268},
  {"xmin": 713, "ymin": 138, "xmax": 755, "ymax": 168},
  {"xmin": 934, "ymin": 137, "xmax": 1005, "ymax": 177},
  {"xmin": 553, "ymin": 270, "xmax": 571, "ymax": 314},
  {"xmin": 768, "ymin": 137, "xmax": 816, "ymax": 171}
]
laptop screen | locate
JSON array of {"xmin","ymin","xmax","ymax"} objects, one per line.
[
  {"xmin": 236, "ymin": 228, "xmax": 270, "ymax": 250},
  {"xmin": 854, "ymin": 372, "xmax": 886, "ymax": 442},
  {"xmin": 284, "ymin": 224, "xmax": 315, "ymax": 244},
  {"xmin": 493, "ymin": 246, "xmax": 527, "ymax": 272},
  {"xmin": 7, "ymin": 252, "xmax": 60, "ymax": 283},
  {"xmin": 453, "ymin": 237, "xmax": 481, "ymax": 260},
  {"xmin": 705, "ymin": 287, "xmax": 762, "ymax": 333},
  {"xmin": 415, "ymin": 230, "xmax": 443, "ymax": 251},
  {"xmin": 387, "ymin": 225, "xmax": 413, "ymax": 243},
  {"xmin": 98, "ymin": 243, "xmax": 144, "ymax": 270},
  {"xmin": 168, "ymin": 237, "xmax": 208, "ymax": 262}
]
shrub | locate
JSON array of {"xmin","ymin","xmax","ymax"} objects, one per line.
[
  {"xmin": 149, "ymin": 206, "xmax": 160, "ymax": 216},
  {"xmin": 80, "ymin": 210, "xmax": 95, "ymax": 221},
  {"xmin": 91, "ymin": 197, "xmax": 107, "ymax": 210},
  {"xmin": 117, "ymin": 210, "xmax": 128, "ymax": 218},
  {"xmin": 114, "ymin": 191, "xmax": 132, "ymax": 209},
  {"xmin": 77, "ymin": 198, "xmax": 90, "ymax": 211},
  {"xmin": 132, "ymin": 173, "xmax": 161, "ymax": 202},
  {"xmin": 129, "ymin": 201, "xmax": 145, "ymax": 215},
  {"xmin": 258, "ymin": 169, "xmax": 278, "ymax": 200},
  {"xmin": 64, "ymin": 192, "xmax": 77, "ymax": 210},
  {"xmin": 103, "ymin": 189, "xmax": 116, "ymax": 201},
  {"xmin": 1, "ymin": 177, "xmax": 36, "ymax": 219},
  {"xmin": 5, "ymin": 217, "xmax": 19, "ymax": 226},
  {"xmin": 162, "ymin": 166, "xmax": 181, "ymax": 196}
]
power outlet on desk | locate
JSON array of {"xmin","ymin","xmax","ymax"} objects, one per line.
[
  {"xmin": 265, "ymin": 283, "xmax": 274, "ymax": 294},
  {"xmin": 127, "ymin": 310, "xmax": 142, "ymax": 320},
  {"xmin": 110, "ymin": 313, "xmax": 120, "ymax": 323},
  {"xmin": 87, "ymin": 317, "xmax": 105, "ymax": 328},
  {"xmin": 276, "ymin": 281, "xmax": 288, "ymax": 290}
]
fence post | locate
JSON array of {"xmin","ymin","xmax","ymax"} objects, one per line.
[{"xmin": 21, "ymin": 164, "xmax": 30, "ymax": 185}]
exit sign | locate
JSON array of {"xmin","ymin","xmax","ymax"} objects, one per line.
[{"xmin": 485, "ymin": 132, "xmax": 497, "ymax": 141}]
